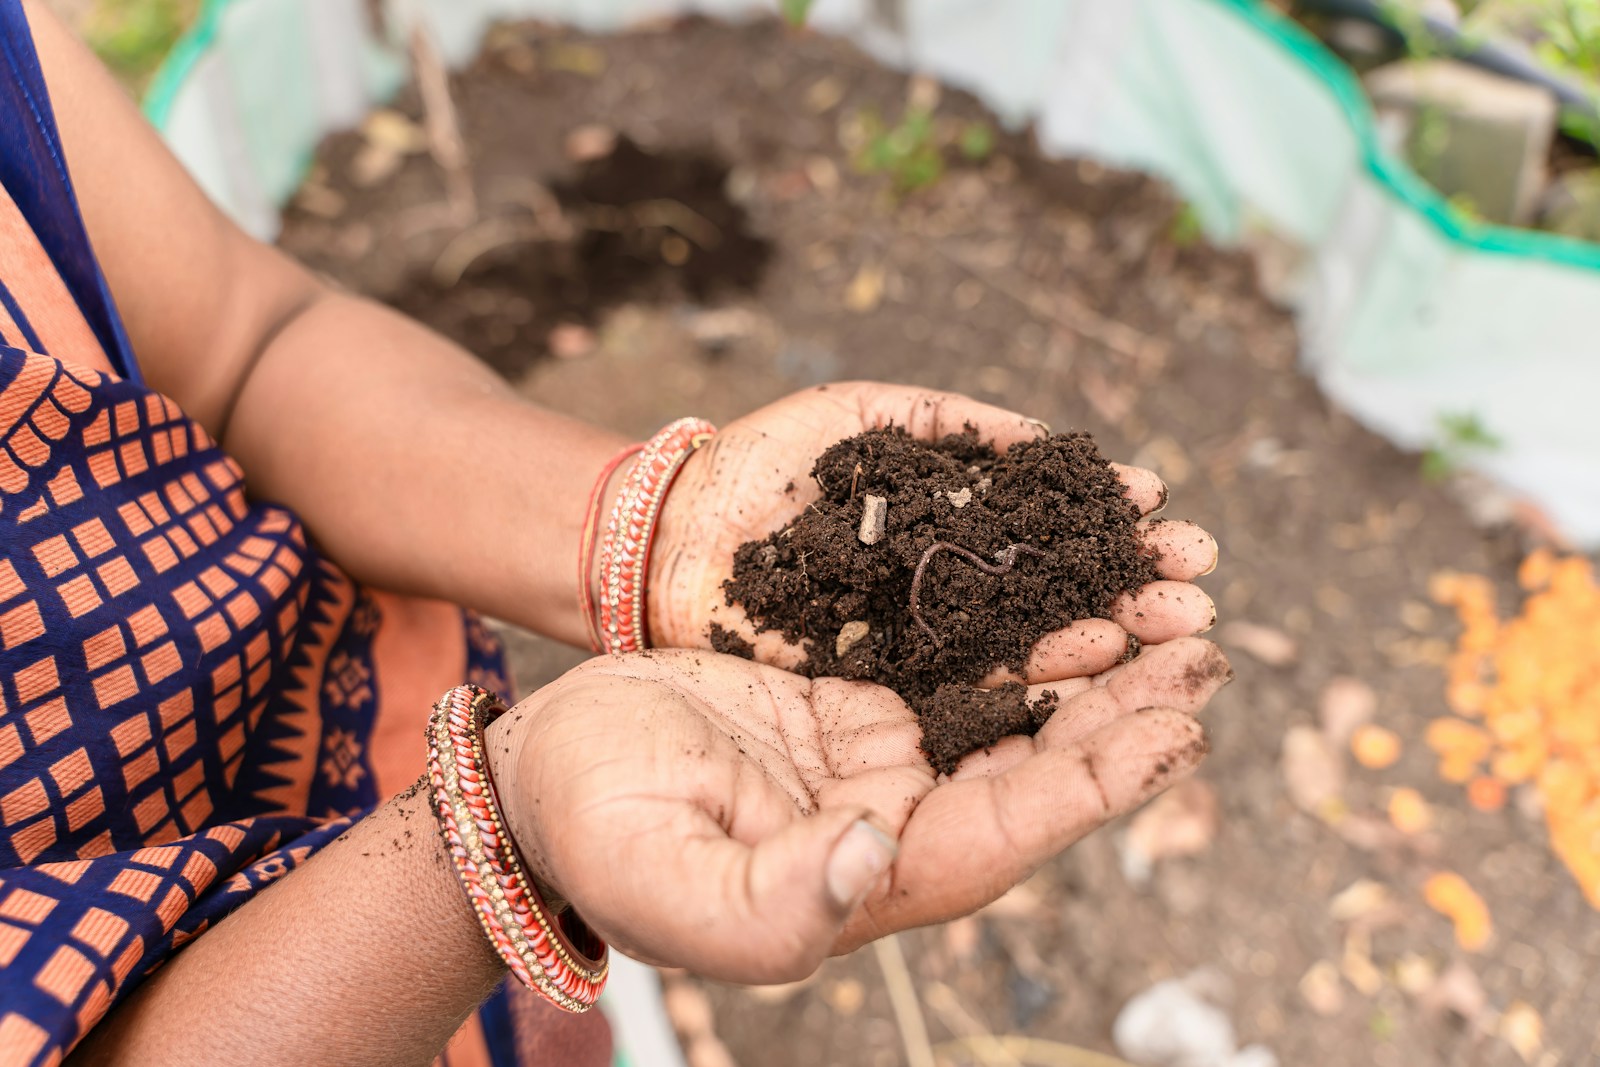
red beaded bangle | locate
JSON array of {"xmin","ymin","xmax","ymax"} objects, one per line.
[
  {"xmin": 426, "ymin": 684, "xmax": 609, "ymax": 1012},
  {"xmin": 595, "ymin": 417, "xmax": 716, "ymax": 655},
  {"xmin": 577, "ymin": 444, "xmax": 645, "ymax": 654}
]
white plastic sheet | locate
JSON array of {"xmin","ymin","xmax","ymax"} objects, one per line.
[{"xmin": 145, "ymin": 0, "xmax": 1600, "ymax": 544}]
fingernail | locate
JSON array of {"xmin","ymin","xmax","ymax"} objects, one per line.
[
  {"xmin": 1200, "ymin": 596, "xmax": 1217, "ymax": 634},
  {"xmin": 1026, "ymin": 417, "xmax": 1052, "ymax": 438},
  {"xmin": 827, "ymin": 819, "xmax": 898, "ymax": 910},
  {"xmin": 1200, "ymin": 533, "xmax": 1219, "ymax": 577}
]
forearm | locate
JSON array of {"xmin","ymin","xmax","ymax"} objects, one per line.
[
  {"xmin": 222, "ymin": 291, "xmax": 629, "ymax": 646},
  {"xmin": 70, "ymin": 783, "xmax": 504, "ymax": 1067}
]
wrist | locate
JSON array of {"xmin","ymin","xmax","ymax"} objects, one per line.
[
  {"xmin": 583, "ymin": 453, "xmax": 640, "ymax": 652},
  {"xmin": 430, "ymin": 685, "xmax": 606, "ymax": 1011},
  {"xmin": 591, "ymin": 418, "xmax": 717, "ymax": 655},
  {"xmin": 646, "ymin": 442, "xmax": 708, "ymax": 649}
]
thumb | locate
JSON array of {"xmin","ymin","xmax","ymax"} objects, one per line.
[
  {"xmin": 737, "ymin": 807, "xmax": 900, "ymax": 983},
  {"xmin": 626, "ymin": 806, "xmax": 898, "ymax": 984}
]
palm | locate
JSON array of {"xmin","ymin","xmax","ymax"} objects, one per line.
[
  {"xmin": 650, "ymin": 382, "xmax": 1219, "ymax": 677},
  {"xmin": 490, "ymin": 641, "xmax": 1229, "ymax": 983}
]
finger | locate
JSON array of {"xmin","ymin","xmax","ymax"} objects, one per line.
[
  {"xmin": 1029, "ymin": 638, "xmax": 1231, "ymax": 748},
  {"xmin": 1111, "ymin": 463, "xmax": 1168, "ymax": 516},
  {"xmin": 1030, "ymin": 686, "xmax": 1129, "ymax": 749},
  {"xmin": 816, "ymin": 765, "xmax": 935, "ymax": 825},
  {"xmin": 1103, "ymin": 637, "xmax": 1233, "ymax": 714},
  {"xmin": 699, "ymin": 602, "xmax": 808, "ymax": 672},
  {"xmin": 948, "ymin": 735, "xmax": 1035, "ymax": 780},
  {"xmin": 849, "ymin": 382, "xmax": 1047, "ymax": 452},
  {"xmin": 600, "ymin": 804, "xmax": 897, "ymax": 984},
  {"xmin": 979, "ymin": 618, "xmax": 1134, "ymax": 685},
  {"xmin": 811, "ymin": 678, "xmax": 930, "ymax": 773},
  {"xmin": 1112, "ymin": 581, "xmax": 1216, "ymax": 643},
  {"xmin": 1141, "ymin": 519, "xmax": 1219, "ymax": 581},
  {"xmin": 842, "ymin": 707, "xmax": 1207, "ymax": 946}
]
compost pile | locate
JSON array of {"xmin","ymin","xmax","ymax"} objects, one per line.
[{"xmin": 723, "ymin": 427, "xmax": 1158, "ymax": 773}]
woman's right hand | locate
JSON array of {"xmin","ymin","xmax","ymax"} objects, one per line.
[{"xmin": 486, "ymin": 640, "xmax": 1232, "ymax": 984}]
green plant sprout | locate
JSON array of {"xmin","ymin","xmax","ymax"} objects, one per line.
[
  {"xmin": 1527, "ymin": 0, "xmax": 1600, "ymax": 154},
  {"xmin": 1169, "ymin": 201, "xmax": 1205, "ymax": 246},
  {"xmin": 855, "ymin": 107, "xmax": 946, "ymax": 192},
  {"xmin": 854, "ymin": 106, "xmax": 997, "ymax": 194},
  {"xmin": 83, "ymin": 0, "xmax": 199, "ymax": 93},
  {"xmin": 781, "ymin": 0, "xmax": 814, "ymax": 29},
  {"xmin": 957, "ymin": 120, "xmax": 995, "ymax": 162},
  {"xmin": 1422, "ymin": 411, "xmax": 1503, "ymax": 481}
]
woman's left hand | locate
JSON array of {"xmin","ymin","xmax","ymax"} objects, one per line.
[
  {"xmin": 486, "ymin": 640, "xmax": 1230, "ymax": 984},
  {"xmin": 648, "ymin": 382, "xmax": 1218, "ymax": 681}
]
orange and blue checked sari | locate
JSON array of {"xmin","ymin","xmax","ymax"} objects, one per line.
[{"xmin": 0, "ymin": 4, "xmax": 607, "ymax": 1064}]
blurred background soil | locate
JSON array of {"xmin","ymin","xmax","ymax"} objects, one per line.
[{"xmin": 232, "ymin": 14, "xmax": 1597, "ymax": 1067}]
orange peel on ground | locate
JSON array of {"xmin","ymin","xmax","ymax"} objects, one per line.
[
  {"xmin": 1351, "ymin": 724, "xmax": 1402, "ymax": 769},
  {"xmin": 1432, "ymin": 552, "xmax": 1600, "ymax": 908},
  {"xmin": 1423, "ymin": 871, "xmax": 1493, "ymax": 952},
  {"xmin": 1388, "ymin": 787, "xmax": 1433, "ymax": 834}
]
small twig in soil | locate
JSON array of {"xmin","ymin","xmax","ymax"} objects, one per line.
[
  {"xmin": 873, "ymin": 935, "xmax": 936, "ymax": 1067},
  {"xmin": 908, "ymin": 541, "xmax": 1049, "ymax": 644},
  {"xmin": 409, "ymin": 25, "xmax": 477, "ymax": 223}
]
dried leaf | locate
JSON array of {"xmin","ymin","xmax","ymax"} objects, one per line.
[
  {"xmin": 1330, "ymin": 810, "xmax": 1406, "ymax": 852},
  {"xmin": 564, "ymin": 124, "xmax": 617, "ymax": 163},
  {"xmin": 362, "ymin": 109, "xmax": 429, "ymax": 154},
  {"xmin": 1299, "ymin": 961, "xmax": 1345, "ymax": 1017},
  {"xmin": 1424, "ymin": 871, "xmax": 1493, "ymax": 952},
  {"xmin": 1500, "ymin": 1001, "xmax": 1543, "ymax": 1064},
  {"xmin": 548, "ymin": 323, "xmax": 597, "ymax": 361},
  {"xmin": 1329, "ymin": 879, "xmax": 1392, "ymax": 922},
  {"xmin": 804, "ymin": 76, "xmax": 845, "ymax": 113},
  {"xmin": 1388, "ymin": 787, "xmax": 1434, "ymax": 835},
  {"xmin": 1351, "ymin": 724, "xmax": 1402, "ymax": 769},
  {"xmin": 1419, "ymin": 961, "xmax": 1488, "ymax": 1025},
  {"xmin": 1341, "ymin": 928, "xmax": 1384, "ymax": 996},
  {"xmin": 1130, "ymin": 436, "xmax": 1192, "ymax": 488},
  {"xmin": 1123, "ymin": 778, "xmax": 1219, "ymax": 883},
  {"xmin": 844, "ymin": 263, "xmax": 885, "ymax": 312},
  {"xmin": 1283, "ymin": 725, "xmax": 1344, "ymax": 816},
  {"xmin": 1222, "ymin": 621, "xmax": 1298, "ymax": 667},
  {"xmin": 1318, "ymin": 676, "xmax": 1377, "ymax": 747},
  {"xmin": 824, "ymin": 978, "xmax": 865, "ymax": 1017},
  {"xmin": 1394, "ymin": 953, "xmax": 1437, "ymax": 996}
]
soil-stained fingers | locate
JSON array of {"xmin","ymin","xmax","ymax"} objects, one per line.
[
  {"xmin": 959, "ymin": 639, "xmax": 1230, "ymax": 776},
  {"xmin": 839, "ymin": 706, "xmax": 1208, "ymax": 949},
  {"xmin": 1141, "ymin": 518, "xmax": 1218, "ymax": 581},
  {"xmin": 848, "ymin": 382, "xmax": 1047, "ymax": 453},
  {"xmin": 1030, "ymin": 637, "xmax": 1231, "ymax": 748},
  {"xmin": 979, "ymin": 618, "xmax": 1133, "ymax": 685},
  {"xmin": 1111, "ymin": 462, "xmax": 1168, "ymax": 516},
  {"xmin": 1112, "ymin": 580, "xmax": 1216, "ymax": 644}
]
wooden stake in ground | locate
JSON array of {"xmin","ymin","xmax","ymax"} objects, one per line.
[
  {"xmin": 873, "ymin": 934, "xmax": 935, "ymax": 1067},
  {"xmin": 409, "ymin": 24, "xmax": 477, "ymax": 223}
]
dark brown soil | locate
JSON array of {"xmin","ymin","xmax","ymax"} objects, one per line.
[
  {"xmin": 919, "ymin": 683, "xmax": 1060, "ymax": 776},
  {"xmin": 367, "ymin": 136, "xmax": 769, "ymax": 377},
  {"xmin": 277, "ymin": 17, "xmax": 1599, "ymax": 1067},
  {"xmin": 724, "ymin": 427, "xmax": 1154, "ymax": 773}
]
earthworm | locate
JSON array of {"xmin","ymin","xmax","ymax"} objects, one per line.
[{"xmin": 908, "ymin": 541, "xmax": 1049, "ymax": 643}]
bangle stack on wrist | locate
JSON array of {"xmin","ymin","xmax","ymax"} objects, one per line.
[
  {"xmin": 594, "ymin": 416, "xmax": 717, "ymax": 655},
  {"xmin": 426, "ymin": 684, "xmax": 608, "ymax": 1012}
]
